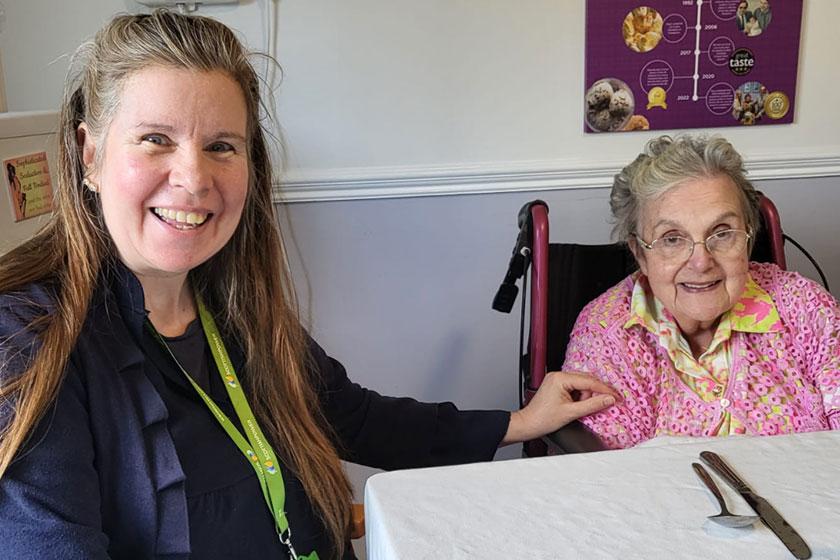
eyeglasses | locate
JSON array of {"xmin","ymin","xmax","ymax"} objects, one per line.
[{"xmin": 633, "ymin": 229, "xmax": 751, "ymax": 262}]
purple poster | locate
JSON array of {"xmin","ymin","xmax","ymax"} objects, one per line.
[{"xmin": 584, "ymin": 0, "xmax": 802, "ymax": 133}]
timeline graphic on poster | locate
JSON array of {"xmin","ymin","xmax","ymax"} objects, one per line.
[{"xmin": 584, "ymin": 0, "xmax": 802, "ymax": 133}]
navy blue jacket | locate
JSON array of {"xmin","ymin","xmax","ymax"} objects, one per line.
[{"xmin": 0, "ymin": 266, "xmax": 509, "ymax": 559}]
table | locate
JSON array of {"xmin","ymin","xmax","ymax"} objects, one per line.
[{"xmin": 364, "ymin": 430, "xmax": 840, "ymax": 559}]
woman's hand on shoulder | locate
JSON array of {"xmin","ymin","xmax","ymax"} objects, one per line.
[{"xmin": 501, "ymin": 371, "xmax": 618, "ymax": 445}]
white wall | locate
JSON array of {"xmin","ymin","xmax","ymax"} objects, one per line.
[
  {"xmin": 2, "ymin": 1, "xmax": 840, "ymax": 175},
  {"xmin": 1, "ymin": 4, "xmax": 839, "ymax": 551}
]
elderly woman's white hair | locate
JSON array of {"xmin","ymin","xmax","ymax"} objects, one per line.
[{"xmin": 610, "ymin": 134, "xmax": 761, "ymax": 248}]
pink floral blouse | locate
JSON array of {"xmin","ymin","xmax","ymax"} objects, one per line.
[{"xmin": 563, "ymin": 262, "xmax": 840, "ymax": 449}]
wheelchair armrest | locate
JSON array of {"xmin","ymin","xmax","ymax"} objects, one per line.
[{"xmin": 542, "ymin": 420, "xmax": 606, "ymax": 454}]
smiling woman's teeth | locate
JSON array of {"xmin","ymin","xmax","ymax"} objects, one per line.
[
  {"xmin": 153, "ymin": 207, "xmax": 208, "ymax": 229},
  {"xmin": 683, "ymin": 281, "xmax": 717, "ymax": 289}
]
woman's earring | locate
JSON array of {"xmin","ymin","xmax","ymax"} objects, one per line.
[{"xmin": 83, "ymin": 178, "xmax": 99, "ymax": 193}]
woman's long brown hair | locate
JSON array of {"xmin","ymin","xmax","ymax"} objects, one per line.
[{"xmin": 0, "ymin": 10, "xmax": 352, "ymax": 555}]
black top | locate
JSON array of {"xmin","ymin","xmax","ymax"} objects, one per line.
[
  {"xmin": 159, "ymin": 319, "xmax": 209, "ymax": 392},
  {"xmin": 0, "ymin": 263, "xmax": 511, "ymax": 559},
  {"xmin": 148, "ymin": 320, "xmax": 297, "ymax": 558}
]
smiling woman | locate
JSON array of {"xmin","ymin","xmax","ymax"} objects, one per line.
[
  {"xmin": 0, "ymin": 10, "xmax": 619, "ymax": 560},
  {"xmin": 0, "ymin": 11, "xmax": 361, "ymax": 559},
  {"xmin": 631, "ymin": 175, "xmax": 752, "ymax": 355},
  {"xmin": 78, "ymin": 67, "xmax": 249, "ymax": 334},
  {"xmin": 562, "ymin": 134, "xmax": 840, "ymax": 450}
]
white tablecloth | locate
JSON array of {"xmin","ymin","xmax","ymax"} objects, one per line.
[{"xmin": 364, "ymin": 430, "xmax": 840, "ymax": 559}]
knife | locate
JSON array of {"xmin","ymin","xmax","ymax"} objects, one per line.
[{"xmin": 700, "ymin": 451, "xmax": 811, "ymax": 559}]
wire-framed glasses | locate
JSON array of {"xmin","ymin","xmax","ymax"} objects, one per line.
[{"xmin": 633, "ymin": 229, "xmax": 751, "ymax": 262}]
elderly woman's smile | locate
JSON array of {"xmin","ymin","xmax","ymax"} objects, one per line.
[
  {"xmin": 632, "ymin": 174, "xmax": 750, "ymax": 345},
  {"xmin": 680, "ymin": 281, "xmax": 720, "ymax": 291}
]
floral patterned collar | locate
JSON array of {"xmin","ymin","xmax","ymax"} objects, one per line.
[{"xmin": 624, "ymin": 272, "xmax": 783, "ymax": 344}]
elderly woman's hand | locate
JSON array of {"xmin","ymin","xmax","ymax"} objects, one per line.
[{"xmin": 501, "ymin": 371, "xmax": 618, "ymax": 445}]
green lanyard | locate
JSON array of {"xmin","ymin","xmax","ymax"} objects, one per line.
[{"xmin": 148, "ymin": 295, "xmax": 319, "ymax": 560}]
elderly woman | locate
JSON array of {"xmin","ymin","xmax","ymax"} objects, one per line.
[{"xmin": 563, "ymin": 135, "xmax": 839, "ymax": 450}]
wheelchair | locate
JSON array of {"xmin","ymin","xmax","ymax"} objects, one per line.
[{"xmin": 493, "ymin": 194, "xmax": 788, "ymax": 457}]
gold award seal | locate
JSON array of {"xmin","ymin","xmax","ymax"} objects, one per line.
[
  {"xmin": 646, "ymin": 87, "xmax": 667, "ymax": 110},
  {"xmin": 764, "ymin": 91, "xmax": 790, "ymax": 120}
]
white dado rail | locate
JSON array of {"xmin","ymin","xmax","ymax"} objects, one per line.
[{"xmin": 275, "ymin": 149, "xmax": 840, "ymax": 203}]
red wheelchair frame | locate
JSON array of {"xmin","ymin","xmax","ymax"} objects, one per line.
[{"xmin": 500, "ymin": 194, "xmax": 786, "ymax": 455}]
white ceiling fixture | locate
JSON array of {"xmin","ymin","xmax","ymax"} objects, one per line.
[{"xmin": 135, "ymin": 0, "xmax": 239, "ymax": 14}]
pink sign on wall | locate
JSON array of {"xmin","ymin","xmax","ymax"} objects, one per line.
[{"xmin": 4, "ymin": 152, "xmax": 54, "ymax": 222}]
